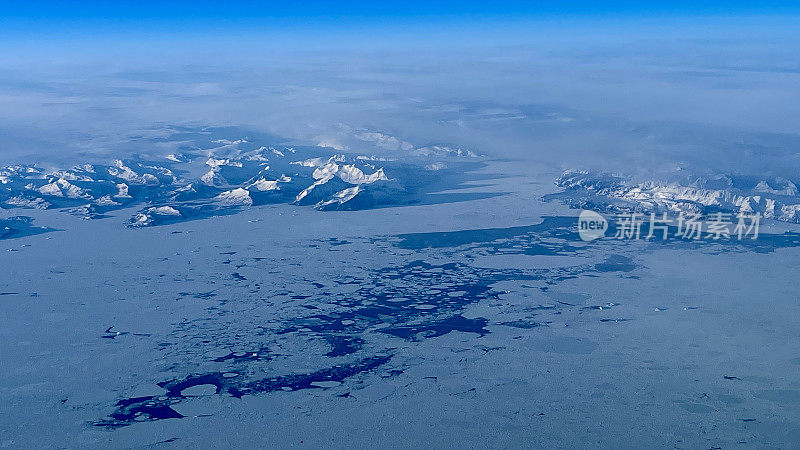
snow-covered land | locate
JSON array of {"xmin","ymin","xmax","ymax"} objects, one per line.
[{"xmin": 551, "ymin": 169, "xmax": 800, "ymax": 222}]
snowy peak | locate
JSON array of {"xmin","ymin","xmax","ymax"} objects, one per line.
[
  {"xmin": 337, "ymin": 165, "xmax": 388, "ymax": 184},
  {"xmin": 215, "ymin": 188, "xmax": 253, "ymax": 206},
  {"xmin": 551, "ymin": 169, "xmax": 800, "ymax": 223},
  {"xmin": 0, "ymin": 131, "xmax": 487, "ymax": 227}
]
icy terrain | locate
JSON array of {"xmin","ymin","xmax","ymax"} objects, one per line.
[
  {"xmin": 550, "ymin": 169, "xmax": 800, "ymax": 223},
  {"xmin": 0, "ymin": 127, "xmax": 492, "ymax": 229},
  {"xmin": 1, "ymin": 127, "xmax": 800, "ymax": 448}
]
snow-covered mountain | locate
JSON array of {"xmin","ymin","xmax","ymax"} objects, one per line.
[
  {"xmin": 550, "ymin": 169, "xmax": 800, "ymax": 222},
  {"xmin": 0, "ymin": 135, "xmax": 484, "ymax": 227}
]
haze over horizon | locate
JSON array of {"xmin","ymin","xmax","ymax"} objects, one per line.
[{"xmin": 2, "ymin": 9, "xmax": 800, "ymax": 179}]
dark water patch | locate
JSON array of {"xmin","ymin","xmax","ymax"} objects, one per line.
[
  {"xmin": 323, "ymin": 335, "xmax": 366, "ymax": 357},
  {"xmin": 160, "ymin": 373, "xmax": 224, "ymax": 397},
  {"xmin": 96, "ymin": 246, "xmax": 658, "ymax": 431},
  {"xmin": 231, "ymin": 355, "xmax": 391, "ymax": 398},
  {"xmin": 380, "ymin": 315, "xmax": 489, "ymax": 340},
  {"xmin": 394, "ymin": 216, "xmax": 578, "ymax": 250},
  {"xmin": 94, "ymin": 355, "xmax": 391, "ymax": 428},
  {"xmin": 393, "ymin": 213, "xmax": 800, "ymax": 257},
  {"xmin": 94, "ymin": 396, "xmax": 184, "ymax": 428},
  {"xmin": 273, "ymin": 261, "xmax": 518, "ymax": 346}
]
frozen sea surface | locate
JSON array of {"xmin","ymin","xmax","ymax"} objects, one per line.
[{"xmin": 1, "ymin": 130, "xmax": 800, "ymax": 448}]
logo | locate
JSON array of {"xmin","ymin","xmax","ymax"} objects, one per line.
[{"xmin": 578, "ymin": 210, "xmax": 607, "ymax": 241}]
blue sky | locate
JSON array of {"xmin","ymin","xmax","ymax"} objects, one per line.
[
  {"xmin": 5, "ymin": 1, "xmax": 800, "ymax": 18},
  {"xmin": 4, "ymin": 1, "xmax": 800, "ymax": 31},
  {"xmin": 3, "ymin": 1, "xmax": 799, "ymax": 52}
]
